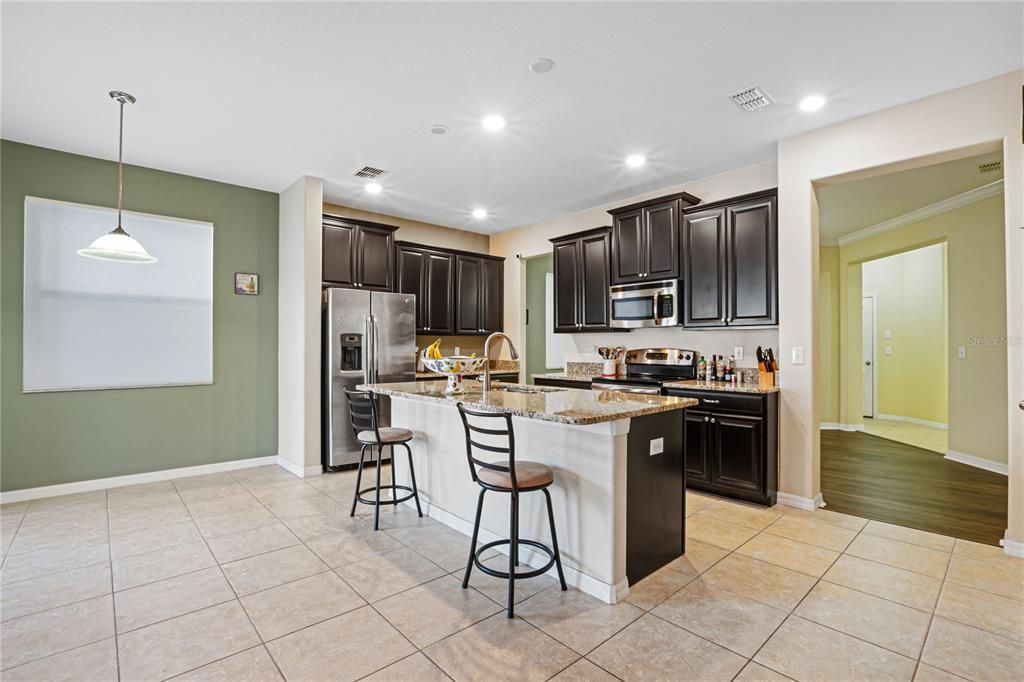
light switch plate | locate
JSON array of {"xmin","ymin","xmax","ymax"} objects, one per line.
[
  {"xmin": 733, "ymin": 346, "xmax": 744, "ymax": 361},
  {"xmin": 791, "ymin": 346, "xmax": 805, "ymax": 365},
  {"xmin": 884, "ymin": 346, "xmax": 893, "ymax": 356},
  {"xmin": 884, "ymin": 329, "xmax": 892, "ymax": 339},
  {"xmin": 958, "ymin": 346, "xmax": 967, "ymax": 359},
  {"xmin": 650, "ymin": 437, "xmax": 664, "ymax": 456}
]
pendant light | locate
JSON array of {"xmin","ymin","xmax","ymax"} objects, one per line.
[{"xmin": 77, "ymin": 91, "xmax": 157, "ymax": 264}]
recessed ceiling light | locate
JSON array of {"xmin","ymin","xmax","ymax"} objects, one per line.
[
  {"xmin": 472, "ymin": 208, "xmax": 488, "ymax": 219},
  {"xmin": 625, "ymin": 154, "xmax": 646, "ymax": 168},
  {"xmin": 481, "ymin": 114, "xmax": 506, "ymax": 132},
  {"xmin": 364, "ymin": 181, "xmax": 382, "ymax": 194},
  {"xmin": 529, "ymin": 57, "xmax": 555, "ymax": 74},
  {"xmin": 429, "ymin": 124, "xmax": 449, "ymax": 135},
  {"xmin": 798, "ymin": 94, "xmax": 827, "ymax": 112}
]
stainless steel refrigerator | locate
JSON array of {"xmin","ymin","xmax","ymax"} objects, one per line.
[{"xmin": 322, "ymin": 288, "xmax": 416, "ymax": 469}]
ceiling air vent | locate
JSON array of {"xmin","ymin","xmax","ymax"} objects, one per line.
[
  {"xmin": 977, "ymin": 160, "xmax": 1002, "ymax": 174},
  {"xmin": 730, "ymin": 85, "xmax": 775, "ymax": 112},
  {"xmin": 352, "ymin": 166, "xmax": 387, "ymax": 179}
]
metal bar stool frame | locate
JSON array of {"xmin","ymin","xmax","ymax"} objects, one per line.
[
  {"xmin": 344, "ymin": 387, "xmax": 423, "ymax": 531},
  {"xmin": 457, "ymin": 403, "xmax": 567, "ymax": 618}
]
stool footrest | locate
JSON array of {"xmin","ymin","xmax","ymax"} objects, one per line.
[
  {"xmin": 355, "ymin": 484, "xmax": 417, "ymax": 507},
  {"xmin": 473, "ymin": 539, "xmax": 556, "ymax": 580}
]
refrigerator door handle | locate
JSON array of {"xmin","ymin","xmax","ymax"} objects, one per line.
[
  {"xmin": 364, "ymin": 314, "xmax": 375, "ymax": 384},
  {"xmin": 373, "ymin": 315, "xmax": 381, "ymax": 383}
]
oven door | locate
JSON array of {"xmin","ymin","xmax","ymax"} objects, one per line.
[{"xmin": 609, "ymin": 281, "xmax": 678, "ymax": 328}]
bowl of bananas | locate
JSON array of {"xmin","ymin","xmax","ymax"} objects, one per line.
[{"xmin": 421, "ymin": 339, "xmax": 487, "ymax": 394}]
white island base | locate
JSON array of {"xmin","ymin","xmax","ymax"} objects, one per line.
[{"xmin": 388, "ymin": 395, "xmax": 633, "ymax": 603}]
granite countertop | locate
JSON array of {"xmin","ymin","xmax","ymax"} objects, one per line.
[
  {"xmin": 664, "ymin": 379, "xmax": 780, "ymax": 394},
  {"xmin": 358, "ymin": 381, "xmax": 697, "ymax": 425},
  {"xmin": 531, "ymin": 372, "xmax": 598, "ymax": 383}
]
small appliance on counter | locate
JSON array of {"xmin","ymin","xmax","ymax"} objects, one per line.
[{"xmin": 591, "ymin": 348, "xmax": 698, "ymax": 394}]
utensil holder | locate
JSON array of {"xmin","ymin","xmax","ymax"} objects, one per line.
[
  {"xmin": 758, "ymin": 370, "xmax": 775, "ymax": 390},
  {"xmin": 602, "ymin": 359, "xmax": 617, "ymax": 377}
]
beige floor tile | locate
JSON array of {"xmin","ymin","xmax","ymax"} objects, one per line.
[
  {"xmin": 173, "ymin": 645, "xmax": 283, "ymax": 681},
  {"xmin": 117, "ymin": 601, "xmax": 259, "ymax": 681},
  {"xmin": 0, "ymin": 562, "xmax": 111, "ymax": 621},
  {"xmin": 762, "ymin": 514, "xmax": 857, "ymax": 551},
  {"xmin": 193, "ymin": 507, "xmax": 278, "ymax": 538},
  {"xmin": 374, "ymin": 574, "xmax": 501, "ymax": 648},
  {"xmin": 172, "ymin": 471, "xmax": 241, "ymax": 491},
  {"xmin": 0, "ymin": 540, "xmax": 109, "ymax": 584},
  {"xmin": 363, "ymin": 652, "xmax": 451, "ymax": 682},
  {"xmin": 935, "ymin": 581, "xmax": 1024, "ymax": 642},
  {"xmin": 282, "ymin": 512, "xmax": 366, "ymax": 542},
  {"xmin": 589, "ymin": 612, "xmax": 745, "ymax": 681},
  {"xmin": 9, "ymin": 516, "xmax": 109, "ymax": 554},
  {"xmin": 182, "ymin": 494, "xmax": 267, "ymax": 520},
  {"xmin": 206, "ymin": 523, "xmax": 300, "ymax": 564},
  {"xmin": 336, "ymin": 546, "xmax": 447, "ymax": 602},
  {"xmin": 24, "ymin": 491, "xmax": 107, "ymax": 516},
  {"xmin": 108, "ymin": 505, "xmax": 192, "ymax": 535},
  {"xmin": 945, "ymin": 554, "xmax": 1024, "ymax": 601},
  {"xmin": 0, "ymin": 595, "xmax": 114, "ymax": 670},
  {"xmin": 424, "ymin": 611, "xmax": 579, "ymax": 682},
  {"xmin": 921, "ymin": 616, "xmax": 1024, "ymax": 682},
  {"xmin": 517, "ymin": 586, "xmax": 643, "ymax": 654},
  {"xmin": 733, "ymin": 662, "xmax": 793, "ymax": 682},
  {"xmin": 114, "ymin": 566, "xmax": 235, "ymax": 633},
  {"xmin": 913, "ymin": 663, "xmax": 969, "ymax": 681},
  {"xmin": 266, "ymin": 606, "xmax": 415, "ymax": 682},
  {"xmin": 462, "ymin": 553, "xmax": 560, "ymax": 606},
  {"xmin": 666, "ymin": 539, "xmax": 729, "ymax": 576},
  {"xmin": 823, "ymin": 554, "xmax": 942, "ymax": 611},
  {"xmin": 240, "ymin": 570, "xmax": 365, "ymax": 640},
  {"xmin": 735, "ymin": 533, "xmax": 839, "ymax": 577},
  {"xmin": 551, "ymin": 659, "xmax": 619, "ymax": 681},
  {"xmin": 695, "ymin": 502, "xmax": 783, "ymax": 531},
  {"xmin": 754, "ymin": 616, "xmax": 917, "ymax": 681},
  {"xmin": 845, "ymin": 533, "xmax": 950, "ymax": 579},
  {"xmin": 862, "ymin": 520, "xmax": 955, "ymax": 552},
  {"xmin": 652, "ymin": 577, "xmax": 787, "ymax": 657},
  {"xmin": 684, "ymin": 492, "xmax": 720, "ymax": 514},
  {"xmin": 623, "ymin": 565, "xmax": 696, "ymax": 610},
  {"xmin": 0, "ymin": 637, "xmax": 117, "ymax": 682},
  {"xmin": 221, "ymin": 544, "xmax": 328, "ymax": 596},
  {"xmin": 701, "ymin": 554, "xmax": 816, "ymax": 611},
  {"xmin": 952, "ymin": 538, "xmax": 1012, "ymax": 564},
  {"xmin": 112, "ymin": 540, "xmax": 216, "ymax": 591},
  {"xmin": 387, "ymin": 523, "xmax": 481, "ymax": 572},
  {"xmin": 684, "ymin": 514, "xmax": 759, "ymax": 551},
  {"xmin": 109, "ymin": 519, "xmax": 203, "ymax": 560},
  {"xmin": 305, "ymin": 526, "xmax": 404, "ymax": 567},
  {"xmin": 794, "ymin": 581, "xmax": 931, "ymax": 657}
]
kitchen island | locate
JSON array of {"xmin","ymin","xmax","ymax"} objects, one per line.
[{"xmin": 357, "ymin": 381, "xmax": 696, "ymax": 603}]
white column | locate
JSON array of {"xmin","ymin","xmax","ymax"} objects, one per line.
[{"xmin": 277, "ymin": 176, "xmax": 323, "ymax": 477}]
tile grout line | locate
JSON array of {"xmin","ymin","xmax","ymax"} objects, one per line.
[
  {"xmin": 105, "ymin": 489, "xmax": 122, "ymax": 682},
  {"xmin": 912, "ymin": 538, "xmax": 957, "ymax": 680}
]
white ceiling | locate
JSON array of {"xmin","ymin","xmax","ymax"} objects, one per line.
[
  {"xmin": 3, "ymin": 2, "xmax": 1021, "ymax": 234},
  {"xmin": 818, "ymin": 151, "xmax": 1005, "ymax": 242}
]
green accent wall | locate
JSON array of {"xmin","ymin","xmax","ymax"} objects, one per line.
[
  {"xmin": 525, "ymin": 254, "xmax": 553, "ymax": 382},
  {"xmin": 1, "ymin": 140, "xmax": 279, "ymax": 491}
]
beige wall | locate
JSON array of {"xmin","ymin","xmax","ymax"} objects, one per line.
[
  {"xmin": 322, "ymin": 202, "xmax": 489, "ymax": 253},
  {"xmin": 779, "ymin": 70, "xmax": 1022, "ymax": 547},
  {"xmin": 488, "ymin": 161, "xmax": 780, "ymax": 365}
]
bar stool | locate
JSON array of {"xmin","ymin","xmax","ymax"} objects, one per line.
[
  {"xmin": 344, "ymin": 387, "xmax": 423, "ymax": 531},
  {"xmin": 456, "ymin": 404, "xmax": 567, "ymax": 618}
]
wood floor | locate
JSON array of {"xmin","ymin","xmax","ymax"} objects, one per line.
[{"xmin": 820, "ymin": 430, "xmax": 1007, "ymax": 546}]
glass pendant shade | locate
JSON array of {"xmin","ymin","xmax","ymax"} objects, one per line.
[{"xmin": 77, "ymin": 226, "xmax": 158, "ymax": 263}]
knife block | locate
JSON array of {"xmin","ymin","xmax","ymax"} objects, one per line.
[{"xmin": 758, "ymin": 370, "xmax": 776, "ymax": 390}]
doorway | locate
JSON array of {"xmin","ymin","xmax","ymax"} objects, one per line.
[{"xmin": 524, "ymin": 254, "xmax": 565, "ymax": 383}]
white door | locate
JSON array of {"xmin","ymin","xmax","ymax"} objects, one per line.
[{"xmin": 862, "ymin": 296, "xmax": 874, "ymax": 417}]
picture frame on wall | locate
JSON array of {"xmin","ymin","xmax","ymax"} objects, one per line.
[{"xmin": 235, "ymin": 272, "xmax": 259, "ymax": 295}]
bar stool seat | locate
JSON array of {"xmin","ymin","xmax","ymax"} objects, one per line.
[
  {"xmin": 357, "ymin": 427, "xmax": 413, "ymax": 444},
  {"xmin": 478, "ymin": 461, "xmax": 554, "ymax": 490}
]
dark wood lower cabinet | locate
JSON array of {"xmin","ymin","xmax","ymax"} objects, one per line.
[{"xmin": 669, "ymin": 389, "xmax": 778, "ymax": 506}]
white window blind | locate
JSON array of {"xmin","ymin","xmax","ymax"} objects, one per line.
[{"xmin": 23, "ymin": 197, "xmax": 214, "ymax": 392}]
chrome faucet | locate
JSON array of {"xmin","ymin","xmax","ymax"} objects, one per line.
[{"xmin": 482, "ymin": 332, "xmax": 519, "ymax": 392}]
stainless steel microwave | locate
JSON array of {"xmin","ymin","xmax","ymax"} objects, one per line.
[{"xmin": 609, "ymin": 280, "xmax": 678, "ymax": 328}]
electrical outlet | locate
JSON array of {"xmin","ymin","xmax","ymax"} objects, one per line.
[
  {"xmin": 649, "ymin": 437, "xmax": 664, "ymax": 456},
  {"xmin": 884, "ymin": 346, "xmax": 893, "ymax": 356},
  {"xmin": 958, "ymin": 346, "xmax": 967, "ymax": 359},
  {"xmin": 791, "ymin": 346, "xmax": 805, "ymax": 365},
  {"xmin": 733, "ymin": 346, "xmax": 744, "ymax": 361}
]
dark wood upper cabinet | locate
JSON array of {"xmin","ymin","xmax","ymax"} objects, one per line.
[
  {"xmin": 396, "ymin": 244, "xmax": 454, "ymax": 334},
  {"xmin": 480, "ymin": 259, "xmax": 503, "ymax": 334},
  {"xmin": 454, "ymin": 253, "xmax": 504, "ymax": 335},
  {"xmin": 551, "ymin": 227, "xmax": 612, "ymax": 333},
  {"xmin": 681, "ymin": 189, "xmax": 778, "ymax": 328},
  {"xmin": 608, "ymin": 192, "xmax": 699, "ymax": 285},
  {"xmin": 322, "ymin": 215, "xmax": 395, "ymax": 291}
]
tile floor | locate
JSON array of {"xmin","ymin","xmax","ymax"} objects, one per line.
[
  {"xmin": 2, "ymin": 465, "xmax": 1022, "ymax": 681},
  {"xmin": 862, "ymin": 417, "xmax": 948, "ymax": 454}
]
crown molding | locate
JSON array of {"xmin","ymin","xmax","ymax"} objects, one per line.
[{"xmin": 836, "ymin": 179, "xmax": 1004, "ymax": 247}]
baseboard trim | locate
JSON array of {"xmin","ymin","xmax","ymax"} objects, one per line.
[
  {"xmin": 876, "ymin": 414, "xmax": 948, "ymax": 430},
  {"xmin": 944, "ymin": 450, "xmax": 1008, "ymax": 476},
  {"xmin": 413, "ymin": 500, "xmax": 627, "ymax": 604},
  {"xmin": 820, "ymin": 423, "xmax": 864, "ymax": 432},
  {"xmin": 276, "ymin": 457, "xmax": 323, "ymax": 479},
  {"xmin": 0, "ymin": 456, "xmax": 279, "ymax": 504},
  {"xmin": 777, "ymin": 492, "xmax": 825, "ymax": 511},
  {"xmin": 1001, "ymin": 537, "xmax": 1024, "ymax": 558}
]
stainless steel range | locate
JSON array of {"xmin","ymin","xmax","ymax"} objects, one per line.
[{"xmin": 591, "ymin": 347, "xmax": 698, "ymax": 395}]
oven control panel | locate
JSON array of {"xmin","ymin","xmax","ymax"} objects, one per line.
[{"xmin": 624, "ymin": 348, "xmax": 697, "ymax": 366}]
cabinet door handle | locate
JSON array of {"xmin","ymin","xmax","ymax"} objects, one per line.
[
  {"xmin": 704, "ymin": 398, "xmax": 720, "ymax": 404},
  {"xmin": 710, "ymin": 417, "xmax": 716, "ymax": 423},
  {"xmin": 704, "ymin": 416, "xmax": 709, "ymax": 422}
]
